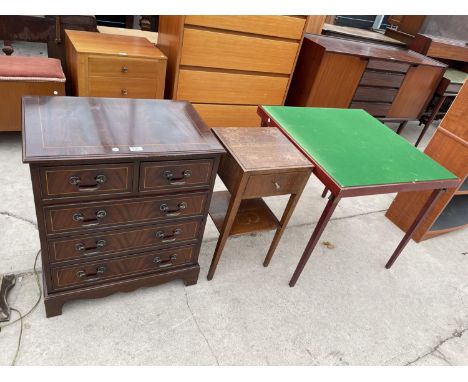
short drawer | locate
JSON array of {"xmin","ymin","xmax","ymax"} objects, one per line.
[
  {"xmin": 48, "ymin": 219, "xmax": 201, "ymax": 263},
  {"xmin": 44, "ymin": 193, "xmax": 208, "ymax": 235},
  {"xmin": 353, "ymin": 86, "xmax": 398, "ymax": 103},
  {"xmin": 40, "ymin": 164, "xmax": 133, "ymax": 199},
  {"xmin": 50, "ymin": 245, "xmax": 195, "ymax": 290},
  {"xmin": 88, "ymin": 56, "xmax": 163, "ymax": 78},
  {"xmin": 350, "ymin": 101, "xmax": 391, "ymax": 117},
  {"xmin": 359, "ymin": 70, "xmax": 405, "ymax": 88},
  {"xmin": 140, "ymin": 159, "xmax": 213, "ymax": 192},
  {"xmin": 244, "ymin": 171, "xmax": 309, "ymax": 198},
  {"xmin": 366, "ymin": 59, "xmax": 411, "ymax": 73},
  {"xmin": 87, "ymin": 77, "xmax": 161, "ymax": 99}
]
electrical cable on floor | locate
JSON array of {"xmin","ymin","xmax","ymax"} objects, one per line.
[{"xmin": 0, "ymin": 249, "xmax": 42, "ymax": 366}]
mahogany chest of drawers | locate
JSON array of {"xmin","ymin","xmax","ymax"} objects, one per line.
[
  {"xmin": 65, "ymin": 30, "xmax": 167, "ymax": 99},
  {"xmin": 22, "ymin": 96, "xmax": 224, "ymax": 317}
]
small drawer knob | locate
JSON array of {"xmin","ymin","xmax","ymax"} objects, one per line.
[
  {"xmin": 121, "ymin": 66, "xmax": 129, "ymax": 73},
  {"xmin": 121, "ymin": 89, "xmax": 128, "ymax": 96}
]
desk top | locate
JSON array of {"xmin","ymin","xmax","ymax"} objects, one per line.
[
  {"xmin": 212, "ymin": 127, "xmax": 312, "ymax": 172},
  {"xmin": 23, "ymin": 97, "xmax": 224, "ymax": 163},
  {"xmin": 259, "ymin": 106, "xmax": 457, "ymax": 189}
]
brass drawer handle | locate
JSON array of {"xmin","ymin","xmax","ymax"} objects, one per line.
[
  {"xmin": 121, "ymin": 66, "xmax": 129, "ymax": 73},
  {"xmin": 75, "ymin": 239, "xmax": 107, "ymax": 256},
  {"xmin": 72, "ymin": 210, "xmax": 107, "ymax": 226},
  {"xmin": 121, "ymin": 89, "xmax": 128, "ymax": 96},
  {"xmin": 76, "ymin": 266, "xmax": 107, "ymax": 282},
  {"xmin": 69, "ymin": 174, "xmax": 107, "ymax": 191},
  {"xmin": 155, "ymin": 228, "xmax": 182, "ymax": 243},
  {"xmin": 159, "ymin": 202, "xmax": 187, "ymax": 217},
  {"xmin": 163, "ymin": 169, "xmax": 192, "ymax": 185},
  {"xmin": 153, "ymin": 255, "xmax": 177, "ymax": 268}
]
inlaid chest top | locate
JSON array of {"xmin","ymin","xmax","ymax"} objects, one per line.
[
  {"xmin": 23, "ymin": 97, "xmax": 224, "ymax": 163},
  {"xmin": 260, "ymin": 106, "xmax": 457, "ymax": 187},
  {"xmin": 212, "ymin": 127, "xmax": 312, "ymax": 172}
]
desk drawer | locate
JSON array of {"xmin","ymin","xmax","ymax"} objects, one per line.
[
  {"xmin": 353, "ymin": 86, "xmax": 398, "ymax": 103},
  {"xmin": 366, "ymin": 59, "xmax": 411, "ymax": 73},
  {"xmin": 51, "ymin": 245, "xmax": 195, "ymax": 290},
  {"xmin": 350, "ymin": 101, "xmax": 391, "ymax": 117},
  {"xmin": 88, "ymin": 56, "xmax": 162, "ymax": 78},
  {"xmin": 360, "ymin": 70, "xmax": 405, "ymax": 88},
  {"xmin": 88, "ymin": 77, "xmax": 160, "ymax": 99},
  {"xmin": 44, "ymin": 193, "xmax": 208, "ymax": 235},
  {"xmin": 40, "ymin": 164, "xmax": 133, "ymax": 199},
  {"xmin": 140, "ymin": 159, "xmax": 213, "ymax": 192},
  {"xmin": 244, "ymin": 171, "xmax": 308, "ymax": 198},
  {"xmin": 48, "ymin": 219, "xmax": 201, "ymax": 263}
]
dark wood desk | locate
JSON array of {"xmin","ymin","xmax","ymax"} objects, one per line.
[{"xmin": 22, "ymin": 97, "xmax": 224, "ymax": 316}]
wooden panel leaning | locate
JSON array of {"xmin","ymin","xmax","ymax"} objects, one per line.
[{"xmin": 386, "ymin": 81, "xmax": 468, "ymax": 241}]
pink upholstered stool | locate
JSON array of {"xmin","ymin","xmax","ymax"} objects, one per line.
[{"xmin": 0, "ymin": 56, "xmax": 65, "ymax": 131}]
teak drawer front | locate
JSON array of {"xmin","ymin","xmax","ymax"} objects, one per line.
[
  {"xmin": 177, "ymin": 69, "xmax": 288, "ymax": 105},
  {"xmin": 40, "ymin": 164, "xmax": 133, "ymax": 199},
  {"xmin": 353, "ymin": 86, "xmax": 398, "ymax": 103},
  {"xmin": 48, "ymin": 219, "xmax": 201, "ymax": 263},
  {"xmin": 193, "ymin": 104, "xmax": 262, "ymax": 127},
  {"xmin": 244, "ymin": 171, "xmax": 307, "ymax": 198},
  {"xmin": 140, "ymin": 159, "xmax": 213, "ymax": 192},
  {"xmin": 180, "ymin": 27, "xmax": 299, "ymax": 75},
  {"xmin": 88, "ymin": 56, "xmax": 162, "ymax": 79},
  {"xmin": 366, "ymin": 59, "xmax": 411, "ymax": 73},
  {"xmin": 359, "ymin": 71, "xmax": 405, "ymax": 88},
  {"xmin": 88, "ymin": 77, "xmax": 160, "ymax": 99},
  {"xmin": 184, "ymin": 15, "xmax": 306, "ymax": 40},
  {"xmin": 350, "ymin": 101, "xmax": 391, "ymax": 117},
  {"xmin": 44, "ymin": 193, "xmax": 208, "ymax": 234},
  {"xmin": 51, "ymin": 245, "xmax": 195, "ymax": 290}
]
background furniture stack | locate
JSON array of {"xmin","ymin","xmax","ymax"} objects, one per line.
[
  {"xmin": 286, "ymin": 34, "xmax": 446, "ymax": 130},
  {"xmin": 22, "ymin": 97, "xmax": 224, "ymax": 317},
  {"xmin": 386, "ymin": 81, "xmax": 468, "ymax": 241},
  {"xmin": 65, "ymin": 30, "xmax": 167, "ymax": 99},
  {"xmin": 157, "ymin": 16, "xmax": 309, "ymax": 127}
]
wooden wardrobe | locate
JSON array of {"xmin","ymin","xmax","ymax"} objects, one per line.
[{"xmin": 157, "ymin": 16, "xmax": 309, "ymax": 127}]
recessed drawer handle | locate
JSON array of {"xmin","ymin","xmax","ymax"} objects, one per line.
[
  {"xmin": 155, "ymin": 228, "xmax": 182, "ymax": 243},
  {"xmin": 164, "ymin": 169, "xmax": 192, "ymax": 185},
  {"xmin": 69, "ymin": 174, "xmax": 107, "ymax": 191},
  {"xmin": 159, "ymin": 202, "xmax": 187, "ymax": 217},
  {"xmin": 72, "ymin": 210, "xmax": 107, "ymax": 226},
  {"xmin": 121, "ymin": 66, "xmax": 129, "ymax": 73},
  {"xmin": 121, "ymin": 89, "xmax": 128, "ymax": 96},
  {"xmin": 75, "ymin": 239, "xmax": 107, "ymax": 256},
  {"xmin": 76, "ymin": 266, "xmax": 106, "ymax": 282},
  {"xmin": 153, "ymin": 255, "xmax": 177, "ymax": 268}
]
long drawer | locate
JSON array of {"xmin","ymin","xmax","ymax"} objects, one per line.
[
  {"xmin": 48, "ymin": 219, "xmax": 201, "ymax": 263},
  {"xmin": 359, "ymin": 71, "xmax": 405, "ymax": 88},
  {"xmin": 88, "ymin": 56, "xmax": 163, "ymax": 78},
  {"xmin": 50, "ymin": 245, "xmax": 196, "ymax": 290},
  {"xmin": 87, "ymin": 76, "xmax": 160, "ymax": 99},
  {"xmin": 192, "ymin": 104, "xmax": 262, "ymax": 127},
  {"xmin": 140, "ymin": 159, "xmax": 213, "ymax": 192},
  {"xmin": 40, "ymin": 163, "xmax": 133, "ymax": 199},
  {"xmin": 180, "ymin": 27, "xmax": 299, "ymax": 74},
  {"xmin": 350, "ymin": 101, "xmax": 391, "ymax": 117},
  {"xmin": 184, "ymin": 15, "xmax": 306, "ymax": 40},
  {"xmin": 177, "ymin": 69, "xmax": 288, "ymax": 105},
  {"xmin": 353, "ymin": 86, "xmax": 398, "ymax": 103},
  {"xmin": 44, "ymin": 192, "xmax": 208, "ymax": 235}
]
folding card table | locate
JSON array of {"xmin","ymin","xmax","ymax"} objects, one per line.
[{"xmin": 257, "ymin": 106, "xmax": 460, "ymax": 287}]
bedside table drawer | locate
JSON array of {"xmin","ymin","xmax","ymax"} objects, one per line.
[
  {"xmin": 51, "ymin": 245, "xmax": 195, "ymax": 290},
  {"xmin": 44, "ymin": 193, "xmax": 208, "ymax": 235},
  {"xmin": 88, "ymin": 56, "xmax": 161, "ymax": 78},
  {"xmin": 40, "ymin": 164, "xmax": 133, "ymax": 199},
  {"xmin": 140, "ymin": 159, "xmax": 214, "ymax": 192},
  {"xmin": 244, "ymin": 171, "xmax": 309, "ymax": 198},
  {"xmin": 88, "ymin": 77, "xmax": 160, "ymax": 99},
  {"xmin": 48, "ymin": 219, "xmax": 202, "ymax": 263}
]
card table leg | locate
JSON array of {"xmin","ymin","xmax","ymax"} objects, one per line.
[
  {"xmin": 415, "ymin": 95, "xmax": 447, "ymax": 147},
  {"xmin": 321, "ymin": 186, "xmax": 328, "ymax": 198},
  {"xmin": 289, "ymin": 194, "xmax": 341, "ymax": 287},
  {"xmin": 396, "ymin": 121, "xmax": 408, "ymax": 135},
  {"xmin": 385, "ymin": 188, "xmax": 445, "ymax": 269}
]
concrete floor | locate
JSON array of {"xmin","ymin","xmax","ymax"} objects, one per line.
[{"xmin": 0, "ymin": 120, "xmax": 467, "ymax": 366}]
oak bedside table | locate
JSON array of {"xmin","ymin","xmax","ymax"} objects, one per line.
[
  {"xmin": 207, "ymin": 127, "xmax": 313, "ymax": 280},
  {"xmin": 22, "ymin": 96, "xmax": 224, "ymax": 317},
  {"xmin": 65, "ymin": 30, "xmax": 167, "ymax": 98}
]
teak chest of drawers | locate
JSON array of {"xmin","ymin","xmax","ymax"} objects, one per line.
[
  {"xmin": 65, "ymin": 29, "xmax": 167, "ymax": 98},
  {"xmin": 22, "ymin": 96, "xmax": 224, "ymax": 317}
]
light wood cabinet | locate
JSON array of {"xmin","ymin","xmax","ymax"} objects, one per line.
[
  {"xmin": 158, "ymin": 16, "xmax": 308, "ymax": 127},
  {"xmin": 65, "ymin": 30, "xmax": 167, "ymax": 98}
]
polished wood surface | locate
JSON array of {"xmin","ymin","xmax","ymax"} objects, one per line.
[
  {"xmin": 97, "ymin": 26, "xmax": 159, "ymax": 45},
  {"xmin": 158, "ymin": 15, "xmax": 307, "ymax": 127},
  {"xmin": 23, "ymin": 97, "xmax": 224, "ymax": 316},
  {"xmin": 410, "ymin": 34, "xmax": 468, "ymax": 63}
]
